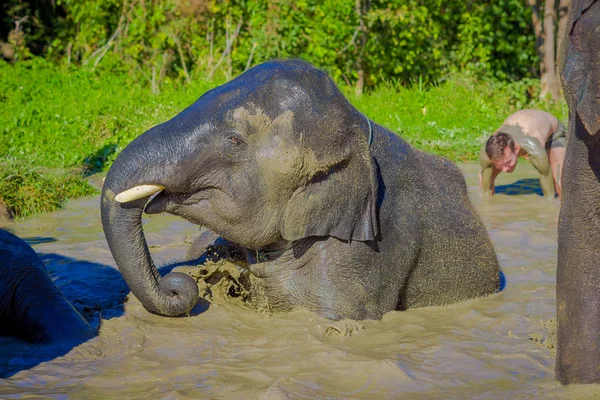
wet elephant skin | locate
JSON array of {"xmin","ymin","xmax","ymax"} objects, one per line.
[
  {"xmin": 0, "ymin": 229, "xmax": 95, "ymax": 344},
  {"xmin": 101, "ymin": 59, "xmax": 501, "ymax": 320},
  {"xmin": 556, "ymin": 0, "xmax": 600, "ymax": 385}
]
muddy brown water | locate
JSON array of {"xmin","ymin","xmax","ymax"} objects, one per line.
[{"xmin": 1, "ymin": 164, "xmax": 600, "ymax": 399}]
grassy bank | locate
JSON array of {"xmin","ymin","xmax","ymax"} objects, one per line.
[{"xmin": 1, "ymin": 60, "xmax": 566, "ymax": 219}]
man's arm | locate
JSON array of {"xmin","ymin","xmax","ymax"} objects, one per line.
[
  {"xmin": 520, "ymin": 138, "xmax": 556, "ymax": 198},
  {"xmin": 479, "ymin": 146, "xmax": 500, "ymax": 196},
  {"xmin": 531, "ymin": 158, "xmax": 556, "ymax": 198}
]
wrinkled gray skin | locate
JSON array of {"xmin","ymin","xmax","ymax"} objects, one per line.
[
  {"xmin": 556, "ymin": 0, "xmax": 600, "ymax": 385},
  {"xmin": 0, "ymin": 229, "xmax": 95, "ymax": 343},
  {"xmin": 101, "ymin": 59, "xmax": 500, "ymax": 320}
]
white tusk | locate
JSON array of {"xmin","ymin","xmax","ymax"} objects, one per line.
[{"xmin": 115, "ymin": 184, "xmax": 165, "ymax": 203}]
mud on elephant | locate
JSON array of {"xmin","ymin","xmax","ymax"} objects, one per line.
[
  {"xmin": 101, "ymin": 59, "xmax": 501, "ymax": 321},
  {"xmin": 0, "ymin": 229, "xmax": 95, "ymax": 343}
]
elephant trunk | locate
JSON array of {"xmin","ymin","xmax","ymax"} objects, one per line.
[{"xmin": 100, "ymin": 134, "xmax": 199, "ymax": 317}]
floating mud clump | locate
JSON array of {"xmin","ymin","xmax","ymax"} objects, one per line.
[
  {"xmin": 324, "ymin": 319, "xmax": 365, "ymax": 337},
  {"xmin": 528, "ymin": 317, "xmax": 556, "ymax": 353},
  {"xmin": 190, "ymin": 260, "xmax": 253, "ymax": 307},
  {"xmin": 175, "ymin": 253, "xmax": 272, "ymax": 314}
]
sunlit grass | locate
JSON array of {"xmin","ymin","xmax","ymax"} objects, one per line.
[
  {"xmin": 0, "ymin": 159, "xmax": 97, "ymax": 219},
  {"xmin": 1, "ymin": 60, "xmax": 567, "ymax": 218}
]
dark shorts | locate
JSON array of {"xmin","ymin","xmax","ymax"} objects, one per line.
[{"xmin": 545, "ymin": 120, "xmax": 567, "ymax": 149}]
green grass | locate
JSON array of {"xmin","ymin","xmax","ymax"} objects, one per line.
[
  {"xmin": 0, "ymin": 60, "xmax": 567, "ymax": 218},
  {"xmin": 0, "ymin": 158, "xmax": 97, "ymax": 219},
  {"xmin": 0, "ymin": 59, "xmax": 222, "ymax": 170}
]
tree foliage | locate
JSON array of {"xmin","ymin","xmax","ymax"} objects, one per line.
[{"xmin": 2, "ymin": 0, "xmax": 537, "ymax": 90}]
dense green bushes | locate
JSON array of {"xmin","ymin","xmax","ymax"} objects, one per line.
[{"xmin": 2, "ymin": 0, "xmax": 537, "ymax": 91}]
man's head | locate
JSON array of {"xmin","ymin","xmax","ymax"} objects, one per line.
[{"xmin": 485, "ymin": 132, "xmax": 520, "ymax": 172}]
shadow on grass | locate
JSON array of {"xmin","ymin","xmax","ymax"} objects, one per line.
[{"xmin": 82, "ymin": 144, "xmax": 117, "ymax": 177}]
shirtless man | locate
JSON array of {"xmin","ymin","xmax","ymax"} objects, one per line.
[{"xmin": 479, "ymin": 109, "xmax": 566, "ymax": 198}]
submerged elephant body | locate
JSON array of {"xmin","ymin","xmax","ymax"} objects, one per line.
[
  {"xmin": 0, "ymin": 229, "xmax": 95, "ymax": 343},
  {"xmin": 101, "ymin": 60, "xmax": 500, "ymax": 320},
  {"xmin": 236, "ymin": 125, "xmax": 500, "ymax": 317}
]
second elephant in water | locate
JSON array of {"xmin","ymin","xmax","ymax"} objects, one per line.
[
  {"xmin": 0, "ymin": 229, "xmax": 95, "ymax": 343},
  {"xmin": 101, "ymin": 59, "xmax": 501, "ymax": 320}
]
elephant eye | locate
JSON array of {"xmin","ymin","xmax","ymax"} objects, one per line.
[{"xmin": 227, "ymin": 135, "xmax": 243, "ymax": 145}]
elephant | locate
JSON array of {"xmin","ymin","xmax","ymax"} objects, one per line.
[
  {"xmin": 0, "ymin": 229, "xmax": 96, "ymax": 343},
  {"xmin": 556, "ymin": 0, "xmax": 600, "ymax": 385},
  {"xmin": 186, "ymin": 228, "xmax": 227, "ymax": 261},
  {"xmin": 100, "ymin": 59, "xmax": 501, "ymax": 321}
]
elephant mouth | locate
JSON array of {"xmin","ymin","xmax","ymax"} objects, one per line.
[
  {"xmin": 144, "ymin": 188, "xmax": 221, "ymax": 215},
  {"xmin": 145, "ymin": 192, "xmax": 170, "ymax": 214},
  {"xmin": 112, "ymin": 183, "xmax": 171, "ymax": 214}
]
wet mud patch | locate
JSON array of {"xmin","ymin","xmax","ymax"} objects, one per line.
[
  {"xmin": 175, "ymin": 252, "xmax": 368, "ymax": 340},
  {"xmin": 187, "ymin": 260, "xmax": 253, "ymax": 307},
  {"xmin": 323, "ymin": 319, "xmax": 365, "ymax": 338},
  {"xmin": 527, "ymin": 317, "xmax": 556, "ymax": 353},
  {"xmin": 173, "ymin": 257, "xmax": 270, "ymax": 315},
  {"xmin": 174, "ymin": 240, "xmax": 283, "ymax": 315},
  {"xmin": 174, "ymin": 258, "xmax": 366, "ymax": 342}
]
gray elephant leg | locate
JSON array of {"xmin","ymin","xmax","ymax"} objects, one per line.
[
  {"xmin": 555, "ymin": 119, "xmax": 600, "ymax": 384},
  {"xmin": 555, "ymin": 0, "xmax": 600, "ymax": 384},
  {"xmin": 0, "ymin": 229, "xmax": 95, "ymax": 343},
  {"xmin": 402, "ymin": 154, "xmax": 500, "ymax": 308}
]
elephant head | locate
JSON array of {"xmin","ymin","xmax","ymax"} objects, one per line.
[
  {"xmin": 0, "ymin": 229, "xmax": 96, "ymax": 344},
  {"xmin": 101, "ymin": 60, "xmax": 378, "ymax": 317}
]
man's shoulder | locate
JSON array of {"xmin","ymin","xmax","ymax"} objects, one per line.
[{"xmin": 519, "ymin": 134, "xmax": 546, "ymax": 151}]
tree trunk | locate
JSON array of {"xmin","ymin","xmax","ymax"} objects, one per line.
[
  {"xmin": 354, "ymin": 0, "xmax": 369, "ymax": 96},
  {"xmin": 540, "ymin": 0, "xmax": 561, "ymax": 101},
  {"xmin": 556, "ymin": 0, "xmax": 571, "ymax": 75},
  {"xmin": 528, "ymin": 0, "xmax": 545, "ymax": 87},
  {"xmin": 527, "ymin": 0, "xmax": 564, "ymax": 102}
]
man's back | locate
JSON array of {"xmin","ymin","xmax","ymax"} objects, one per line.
[{"xmin": 501, "ymin": 109, "xmax": 559, "ymax": 147}]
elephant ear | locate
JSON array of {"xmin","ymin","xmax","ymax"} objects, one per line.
[
  {"xmin": 281, "ymin": 115, "xmax": 379, "ymax": 243},
  {"xmin": 560, "ymin": 0, "xmax": 600, "ymax": 135}
]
